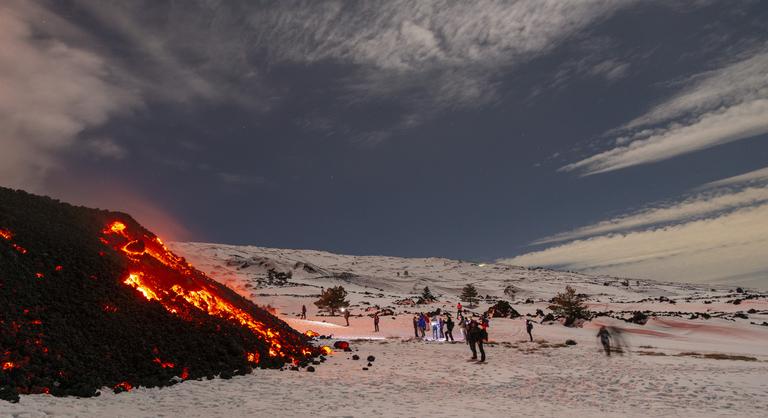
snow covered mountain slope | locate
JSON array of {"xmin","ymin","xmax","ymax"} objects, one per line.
[
  {"xmin": 170, "ymin": 241, "xmax": 760, "ymax": 303},
  {"xmin": 3, "ymin": 241, "xmax": 767, "ymax": 417}
]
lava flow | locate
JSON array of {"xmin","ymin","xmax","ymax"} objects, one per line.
[{"xmin": 101, "ymin": 220, "xmax": 318, "ymax": 366}]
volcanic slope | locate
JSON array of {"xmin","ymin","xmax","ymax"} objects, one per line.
[{"xmin": 0, "ymin": 187, "xmax": 317, "ymax": 403}]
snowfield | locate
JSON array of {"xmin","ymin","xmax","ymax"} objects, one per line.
[{"xmin": 3, "ymin": 242, "xmax": 767, "ymax": 417}]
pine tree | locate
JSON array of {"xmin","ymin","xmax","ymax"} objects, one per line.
[
  {"xmin": 460, "ymin": 283, "xmax": 479, "ymax": 307},
  {"xmin": 421, "ymin": 286, "xmax": 436, "ymax": 303},
  {"xmin": 314, "ymin": 286, "xmax": 350, "ymax": 316},
  {"xmin": 548, "ymin": 285, "xmax": 590, "ymax": 326}
]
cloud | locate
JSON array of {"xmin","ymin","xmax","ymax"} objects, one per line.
[
  {"xmin": 502, "ymin": 204, "xmax": 768, "ymax": 288},
  {"xmin": 561, "ymin": 46, "xmax": 768, "ymax": 175},
  {"xmin": 1, "ymin": 0, "xmax": 642, "ymax": 192},
  {"xmin": 503, "ymin": 168, "xmax": 768, "ymax": 288},
  {"xmin": 535, "ymin": 186, "xmax": 768, "ymax": 245},
  {"xmin": 68, "ymin": 0, "xmax": 637, "ymax": 139},
  {"xmin": 699, "ymin": 166, "xmax": 768, "ymax": 190},
  {"xmin": 0, "ymin": 1, "xmax": 140, "ymax": 191},
  {"xmin": 561, "ymin": 99, "xmax": 768, "ymax": 174},
  {"xmin": 83, "ymin": 138, "xmax": 128, "ymax": 159}
]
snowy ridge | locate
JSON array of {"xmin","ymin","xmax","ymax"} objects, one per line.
[{"xmin": 170, "ymin": 241, "xmax": 751, "ymax": 303}]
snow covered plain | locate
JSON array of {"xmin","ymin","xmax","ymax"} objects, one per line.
[{"xmin": 3, "ymin": 242, "xmax": 767, "ymax": 417}]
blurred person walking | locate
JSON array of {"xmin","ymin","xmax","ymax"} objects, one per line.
[{"xmin": 597, "ymin": 326, "xmax": 611, "ymax": 356}]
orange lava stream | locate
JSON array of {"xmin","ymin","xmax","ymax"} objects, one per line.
[{"xmin": 103, "ymin": 221, "xmax": 309, "ymax": 363}]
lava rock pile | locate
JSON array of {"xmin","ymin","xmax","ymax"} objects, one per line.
[{"xmin": 0, "ymin": 187, "xmax": 318, "ymax": 402}]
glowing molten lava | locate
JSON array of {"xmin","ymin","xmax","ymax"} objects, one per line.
[
  {"xmin": 102, "ymin": 220, "xmax": 317, "ymax": 366},
  {"xmin": 113, "ymin": 382, "xmax": 132, "ymax": 392}
]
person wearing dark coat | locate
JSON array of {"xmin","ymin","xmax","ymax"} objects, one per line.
[
  {"xmin": 467, "ymin": 320, "xmax": 486, "ymax": 362},
  {"xmin": 413, "ymin": 315, "xmax": 420, "ymax": 338},
  {"xmin": 444, "ymin": 315, "xmax": 455, "ymax": 342},
  {"xmin": 373, "ymin": 312, "xmax": 380, "ymax": 332},
  {"xmin": 526, "ymin": 319, "xmax": 534, "ymax": 342}
]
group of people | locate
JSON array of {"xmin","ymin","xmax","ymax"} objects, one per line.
[
  {"xmin": 410, "ymin": 304, "xmax": 494, "ymax": 362},
  {"xmin": 412, "ymin": 312, "xmax": 457, "ymax": 341},
  {"xmin": 301, "ymin": 302, "xmax": 618, "ymax": 362}
]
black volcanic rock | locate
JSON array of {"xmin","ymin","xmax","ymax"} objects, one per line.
[{"xmin": 0, "ymin": 187, "xmax": 317, "ymax": 401}]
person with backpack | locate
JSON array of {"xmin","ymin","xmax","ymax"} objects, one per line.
[
  {"xmin": 467, "ymin": 320, "xmax": 486, "ymax": 362},
  {"xmin": 526, "ymin": 319, "xmax": 534, "ymax": 342},
  {"xmin": 444, "ymin": 315, "xmax": 455, "ymax": 342}
]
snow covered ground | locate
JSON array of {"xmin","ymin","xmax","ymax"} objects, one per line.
[{"xmin": 3, "ymin": 242, "xmax": 767, "ymax": 417}]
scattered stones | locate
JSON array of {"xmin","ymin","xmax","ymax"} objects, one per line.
[
  {"xmin": 565, "ymin": 339, "xmax": 577, "ymax": 346},
  {"xmin": 367, "ymin": 355, "xmax": 376, "ymax": 362},
  {"xmin": 352, "ymin": 355, "xmax": 360, "ymax": 360},
  {"xmin": 306, "ymin": 366, "xmax": 315, "ymax": 372}
]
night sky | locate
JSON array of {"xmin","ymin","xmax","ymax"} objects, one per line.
[{"xmin": 3, "ymin": 1, "xmax": 767, "ymax": 287}]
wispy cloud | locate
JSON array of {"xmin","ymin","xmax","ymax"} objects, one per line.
[
  {"xmin": 3, "ymin": 0, "xmax": 641, "ymax": 191},
  {"xmin": 561, "ymin": 46, "xmax": 768, "ymax": 175},
  {"xmin": 535, "ymin": 187, "xmax": 768, "ymax": 245},
  {"xmin": 503, "ymin": 166, "xmax": 768, "ymax": 288},
  {"xmin": 0, "ymin": 1, "xmax": 140, "ymax": 191},
  {"xmin": 503, "ymin": 204, "xmax": 768, "ymax": 287},
  {"xmin": 70, "ymin": 0, "xmax": 638, "ymax": 139},
  {"xmin": 700, "ymin": 166, "xmax": 768, "ymax": 189}
]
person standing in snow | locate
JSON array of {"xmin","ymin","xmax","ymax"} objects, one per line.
[
  {"xmin": 526, "ymin": 319, "xmax": 534, "ymax": 342},
  {"xmin": 418, "ymin": 314, "xmax": 427, "ymax": 338},
  {"xmin": 597, "ymin": 326, "xmax": 611, "ymax": 356},
  {"xmin": 413, "ymin": 314, "xmax": 420, "ymax": 338},
  {"xmin": 301, "ymin": 305, "xmax": 307, "ymax": 320},
  {"xmin": 456, "ymin": 302, "xmax": 463, "ymax": 318},
  {"xmin": 459, "ymin": 317, "xmax": 469, "ymax": 343},
  {"xmin": 373, "ymin": 312, "xmax": 380, "ymax": 332},
  {"xmin": 445, "ymin": 315, "xmax": 455, "ymax": 342},
  {"xmin": 344, "ymin": 309, "xmax": 351, "ymax": 327},
  {"xmin": 467, "ymin": 320, "xmax": 486, "ymax": 362},
  {"xmin": 438, "ymin": 316, "xmax": 445, "ymax": 340},
  {"xmin": 431, "ymin": 315, "xmax": 439, "ymax": 340},
  {"xmin": 480, "ymin": 314, "xmax": 490, "ymax": 342}
]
